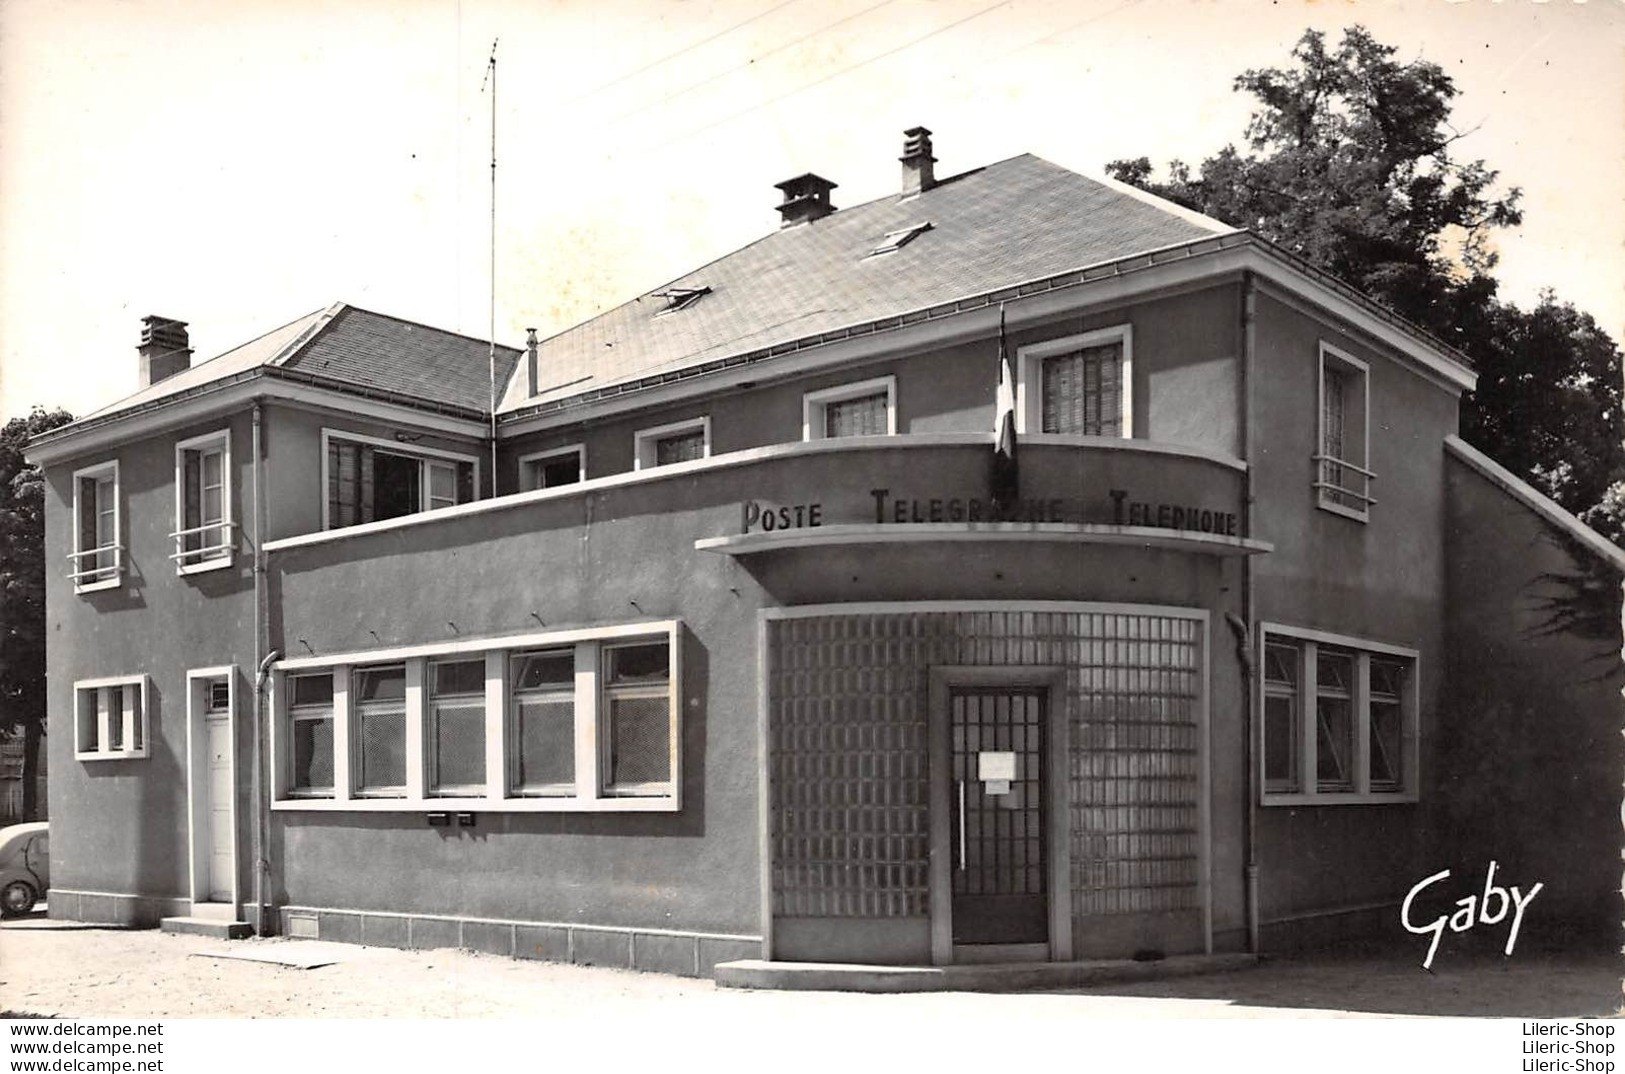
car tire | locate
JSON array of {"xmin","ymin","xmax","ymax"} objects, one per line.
[{"xmin": 1, "ymin": 879, "xmax": 37, "ymax": 918}]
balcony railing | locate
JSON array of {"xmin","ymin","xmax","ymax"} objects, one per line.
[
  {"xmin": 170, "ymin": 521, "xmax": 237, "ymax": 568},
  {"xmin": 66, "ymin": 543, "xmax": 123, "ymax": 587},
  {"xmin": 1312, "ymin": 453, "xmax": 1376, "ymax": 515}
]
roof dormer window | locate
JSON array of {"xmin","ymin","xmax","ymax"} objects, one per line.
[
  {"xmin": 867, "ymin": 222, "xmax": 933, "ymax": 257},
  {"xmin": 653, "ymin": 287, "xmax": 711, "ymax": 315}
]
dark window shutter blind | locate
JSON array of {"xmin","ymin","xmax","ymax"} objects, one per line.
[
  {"xmin": 358, "ymin": 445, "xmax": 376, "ymax": 523},
  {"xmin": 1041, "ymin": 343, "xmax": 1122, "ymax": 436},
  {"xmin": 824, "ymin": 392, "xmax": 887, "ymax": 438},
  {"xmin": 78, "ymin": 477, "xmax": 96, "ymax": 558},
  {"xmin": 329, "ymin": 440, "xmax": 371, "ymax": 528},
  {"xmin": 183, "ymin": 450, "xmax": 202, "ymax": 553},
  {"xmin": 656, "ymin": 431, "xmax": 704, "ymax": 465}
]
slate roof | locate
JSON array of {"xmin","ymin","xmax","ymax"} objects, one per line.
[
  {"xmin": 501, "ymin": 153, "xmax": 1235, "ymax": 412},
  {"xmin": 66, "ymin": 304, "xmax": 520, "ymax": 434},
  {"xmin": 79, "ymin": 307, "xmax": 329, "ymax": 421},
  {"xmin": 280, "ymin": 306, "xmax": 519, "ymax": 413}
]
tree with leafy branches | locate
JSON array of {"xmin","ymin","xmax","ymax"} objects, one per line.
[
  {"xmin": 0, "ymin": 406, "xmax": 74, "ymax": 820},
  {"xmin": 1107, "ymin": 25, "xmax": 1624, "ymax": 549}
]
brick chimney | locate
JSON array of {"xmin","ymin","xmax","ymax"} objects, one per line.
[
  {"xmin": 525, "ymin": 327, "xmax": 540, "ymax": 396},
  {"xmin": 901, "ymin": 126, "xmax": 936, "ymax": 197},
  {"xmin": 775, "ymin": 173, "xmax": 837, "ymax": 228},
  {"xmin": 138, "ymin": 316, "xmax": 191, "ymax": 388}
]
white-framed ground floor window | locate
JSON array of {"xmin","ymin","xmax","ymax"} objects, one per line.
[
  {"xmin": 272, "ymin": 621, "xmax": 681, "ymax": 812},
  {"xmin": 1259, "ymin": 622, "xmax": 1418, "ymax": 805},
  {"xmin": 73, "ymin": 674, "xmax": 150, "ymax": 760}
]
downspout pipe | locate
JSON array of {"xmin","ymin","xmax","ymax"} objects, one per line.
[
  {"xmin": 250, "ymin": 403, "xmax": 280, "ymax": 935},
  {"xmin": 1239, "ymin": 271, "xmax": 1261, "ymax": 954}
]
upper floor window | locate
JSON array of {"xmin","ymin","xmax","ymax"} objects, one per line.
[
  {"xmin": 1315, "ymin": 343, "xmax": 1374, "ymax": 521},
  {"xmin": 174, "ymin": 430, "xmax": 234, "ymax": 573},
  {"xmin": 802, "ymin": 376, "xmax": 897, "ymax": 440},
  {"xmin": 1260, "ymin": 624, "xmax": 1417, "ymax": 805},
  {"xmin": 70, "ymin": 461, "xmax": 121, "ymax": 593},
  {"xmin": 518, "ymin": 445, "xmax": 585, "ymax": 491},
  {"xmin": 634, "ymin": 417, "xmax": 710, "ymax": 470},
  {"xmin": 323, "ymin": 431, "xmax": 477, "ymax": 530},
  {"xmin": 1016, "ymin": 325, "xmax": 1133, "ymax": 438}
]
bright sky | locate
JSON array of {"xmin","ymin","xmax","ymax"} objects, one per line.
[{"xmin": 1, "ymin": 0, "xmax": 1620, "ymax": 422}]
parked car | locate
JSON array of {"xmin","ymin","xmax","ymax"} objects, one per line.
[{"xmin": 0, "ymin": 822, "xmax": 48, "ymax": 916}]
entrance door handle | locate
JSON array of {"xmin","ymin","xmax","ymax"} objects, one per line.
[{"xmin": 957, "ymin": 778, "xmax": 967, "ymax": 872}]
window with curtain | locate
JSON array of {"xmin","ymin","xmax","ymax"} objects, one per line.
[
  {"xmin": 1316, "ymin": 344, "xmax": 1373, "ymax": 518},
  {"xmin": 289, "ymin": 673, "xmax": 335, "ymax": 795},
  {"xmin": 354, "ymin": 665, "xmax": 407, "ymax": 796},
  {"xmin": 71, "ymin": 462, "xmax": 120, "ymax": 590},
  {"xmin": 176, "ymin": 433, "xmax": 230, "ymax": 569},
  {"xmin": 428, "ymin": 659, "xmax": 487, "ymax": 796},
  {"xmin": 510, "ymin": 650, "xmax": 576, "ymax": 797}
]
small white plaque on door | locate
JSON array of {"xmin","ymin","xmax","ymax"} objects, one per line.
[{"xmin": 978, "ymin": 751, "xmax": 1016, "ymax": 782}]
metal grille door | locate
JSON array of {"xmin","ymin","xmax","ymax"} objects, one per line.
[{"xmin": 951, "ymin": 687, "xmax": 1046, "ymax": 945}]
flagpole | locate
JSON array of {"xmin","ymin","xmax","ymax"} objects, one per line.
[{"xmin": 482, "ymin": 39, "xmax": 499, "ymax": 495}]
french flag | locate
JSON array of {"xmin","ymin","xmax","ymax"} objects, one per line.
[{"xmin": 990, "ymin": 305, "xmax": 1018, "ymax": 514}]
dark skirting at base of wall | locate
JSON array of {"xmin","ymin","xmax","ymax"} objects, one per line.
[
  {"xmin": 1257, "ymin": 901, "xmax": 1401, "ymax": 953},
  {"xmin": 48, "ymin": 889, "xmax": 190, "ymax": 928},
  {"xmin": 277, "ymin": 906, "xmax": 761, "ymax": 978}
]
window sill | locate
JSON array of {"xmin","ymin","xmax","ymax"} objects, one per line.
[
  {"xmin": 272, "ymin": 795, "xmax": 679, "ymax": 813},
  {"xmin": 1262, "ymin": 791, "xmax": 1416, "ymax": 807},
  {"xmin": 76, "ymin": 748, "xmax": 149, "ymax": 761},
  {"xmin": 177, "ymin": 556, "xmax": 234, "ymax": 577},
  {"xmin": 1315, "ymin": 498, "xmax": 1369, "ymax": 523},
  {"xmin": 73, "ymin": 577, "xmax": 123, "ymax": 595},
  {"xmin": 604, "ymin": 786, "xmax": 676, "ymax": 799},
  {"xmin": 802, "ymin": 430, "xmax": 897, "ymax": 444}
]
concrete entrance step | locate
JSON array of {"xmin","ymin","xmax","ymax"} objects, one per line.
[
  {"xmin": 160, "ymin": 915, "xmax": 253, "ymax": 940},
  {"xmin": 189, "ymin": 902, "xmax": 238, "ymax": 922},
  {"xmin": 715, "ymin": 952, "xmax": 1258, "ymax": 993}
]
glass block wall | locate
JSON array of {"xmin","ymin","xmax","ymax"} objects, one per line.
[{"xmin": 767, "ymin": 609, "xmax": 1204, "ymax": 922}]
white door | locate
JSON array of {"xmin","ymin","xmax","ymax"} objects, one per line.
[{"xmin": 205, "ymin": 682, "xmax": 233, "ymax": 901}]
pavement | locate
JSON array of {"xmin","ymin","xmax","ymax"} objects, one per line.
[{"xmin": 1, "ymin": 907, "xmax": 1619, "ymax": 1020}]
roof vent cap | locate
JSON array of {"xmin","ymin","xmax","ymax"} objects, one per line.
[
  {"xmin": 775, "ymin": 173, "xmax": 838, "ymax": 228},
  {"xmin": 900, "ymin": 126, "xmax": 936, "ymax": 197},
  {"xmin": 137, "ymin": 315, "xmax": 191, "ymax": 388}
]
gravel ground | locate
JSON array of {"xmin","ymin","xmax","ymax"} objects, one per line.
[{"xmin": 1, "ymin": 913, "xmax": 1619, "ymax": 1021}]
